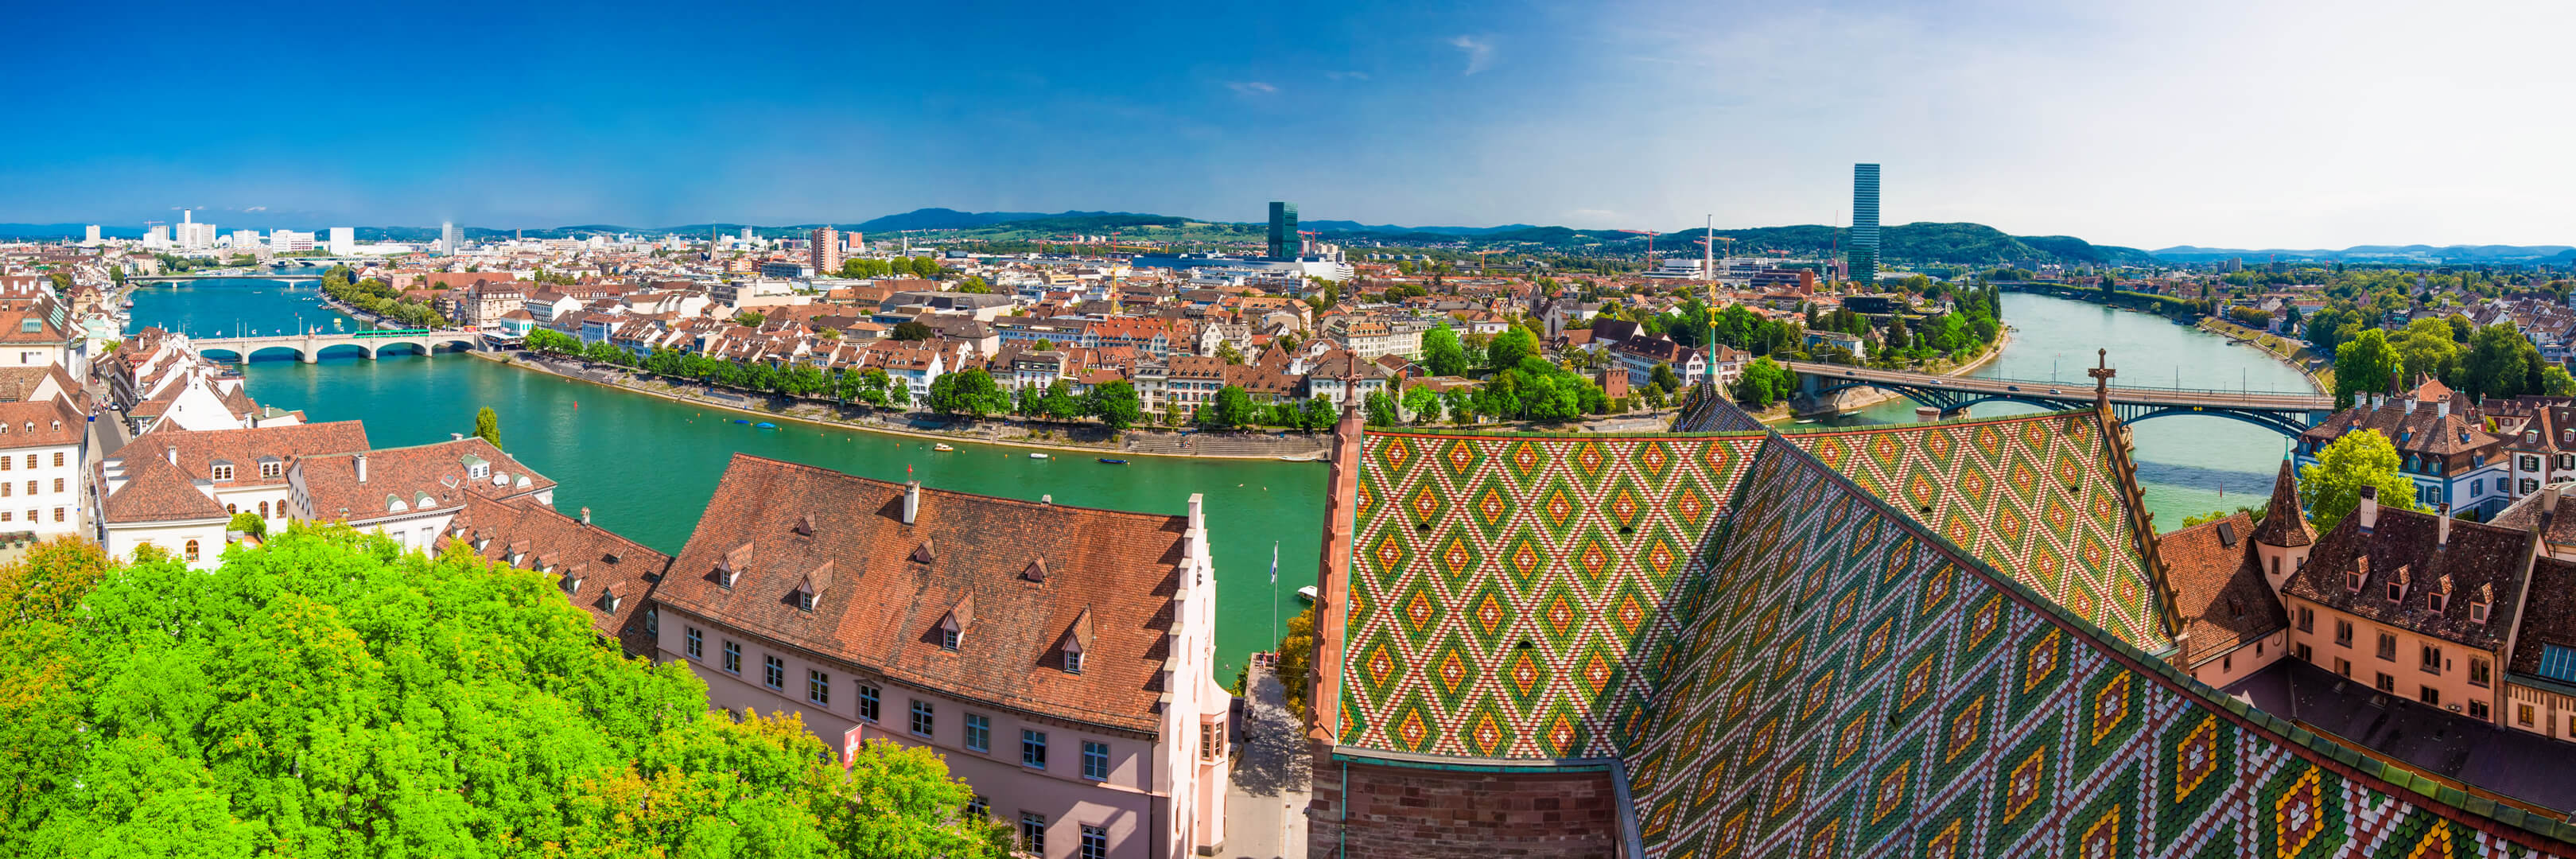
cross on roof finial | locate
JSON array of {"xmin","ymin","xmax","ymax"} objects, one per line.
[{"xmin": 2087, "ymin": 348, "xmax": 2115, "ymax": 409}]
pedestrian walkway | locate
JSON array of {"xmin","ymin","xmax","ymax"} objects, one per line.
[{"xmin": 1224, "ymin": 667, "xmax": 1309, "ymax": 859}]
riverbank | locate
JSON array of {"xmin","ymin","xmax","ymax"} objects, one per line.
[
  {"xmin": 475, "ymin": 351, "xmax": 1683, "ymax": 461},
  {"xmin": 2197, "ymin": 318, "xmax": 2331, "ymax": 394},
  {"xmin": 1781, "ymin": 325, "xmax": 2016, "ymax": 421}
]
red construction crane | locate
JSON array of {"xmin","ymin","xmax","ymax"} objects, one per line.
[{"xmin": 1619, "ymin": 229, "xmax": 1661, "ymax": 269}]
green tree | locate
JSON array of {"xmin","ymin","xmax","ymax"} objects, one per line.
[
  {"xmin": 1422, "ymin": 324, "xmax": 1468, "ymax": 376},
  {"xmin": 734, "ymin": 309, "xmax": 767, "ymax": 327},
  {"xmin": 1086, "ymin": 380, "xmax": 1143, "ymax": 431},
  {"xmin": 2462, "ymin": 321, "xmax": 2542, "ymax": 401},
  {"xmin": 1485, "ymin": 325, "xmax": 1539, "ymax": 369},
  {"xmin": 1648, "ymin": 362, "xmax": 1680, "ymax": 395},
  {"xmin": 1363, "ymin": 391, "xmax": 1400, "ymax": 427},
  {"xmin": 0, "ymin": 531, "xmax": 1007, "ymax": 857},
  {"xmin": 1036, "ymin": 381, "xmax": 1085, "ymax": 422},
  {"xmin": 954, "ymin": 276, "xmax": 993, "ymax": 293},
  {"xmin": 2298, "ymin": 430, "xmax": 2422, "ymax": 531},
  {"xmin": 892, "ymin": 321, "xmax": 935, "ymax": 341},
  {"xmin": 927, "ymin": 369, "xmax": 1008, "ymax": 419},
  {"xmin": 1203, "ymin": 386, "xmax": 1257, "ymax": 430},
  {"xmin": 2545, "ymin": 365, "xmax": 2576, "ymax": 398},
  {"xmin": 1214, "ymin": 341, "xmax": 1245, "ymax": 365},
  {"xmin": 1732, "ymin": 356, "xmax": 1797, "ymax": 409},
  {"xmin": 1300, "ymin": 395, "xmax": 1339, "ymax": 431},
  {"xmin": 227, "ymin": 511, "xmax": 265, "ymax": 538},
  {"xmin": 1400, "ymin": 385, "xmax": 1441, "ymax": 424},
  {"xmin": 472, "ymin": 406, "xmax": 503, "ymax": 449},
  {"xmin": 2332, "ymin": 328, "xmax": 2399, "ymax": 409},
  {"xmin": 2391, "ymin": 317, "xmax": 2458, "ymax": 385}
]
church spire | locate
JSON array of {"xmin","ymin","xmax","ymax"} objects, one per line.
[{"xmin": 2251, "ymin": 457, "xmax": 2313, "ymax": 548}]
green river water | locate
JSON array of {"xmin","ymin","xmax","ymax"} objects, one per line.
[{"xmin": 134, "ymin": 279, "xmax": 2305, "ymax": 678}]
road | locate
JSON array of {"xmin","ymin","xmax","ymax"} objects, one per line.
[{"xmin": 1224, "ymin": 667, "xmax": 1309, "ymax": 859}]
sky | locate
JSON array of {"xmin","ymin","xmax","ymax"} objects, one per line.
[{"xmin": 6, "ymin": 0, "xmax": 2574, "ymax": 250}]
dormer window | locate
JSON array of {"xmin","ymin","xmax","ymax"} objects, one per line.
[
  {"xmin": 719, "ymin": 566, "xmax": 740, "ymax": 589},
  {"xmin": 259, "ymin": 460, "xmax": 281, "ymax": 478},
  {"xmin": 211, "ymin": 464, "xmax": 233, "ymax": 481},
  {"xmin": 1065, "ymin": 650, "xmax": 1084, "ymax": 674},
  {"xmin": 1062, "ymin": 607, "xmax": 1094, "ymax": 675},
  {"xmin": 940, "ymin": 625, "xmax": 960, "ymax": 650},
  {"xmin": 940, "ymin": 594, "xmax": 973, "ymax": 651},
  {"xmin": 2387, "ymin": 564, "xmax": 2410, "ymax": 604},
  {"xmin": 2473, "ymin": 583, "xmax": 2494, "ymax": 624},
  {"xmin": 2346, "ymin": 556, "xmax": 2368, "ymax": 593},
  {"xmin": 2430, "ymin": 576, "xmax": 2452, "ymax": 612}
]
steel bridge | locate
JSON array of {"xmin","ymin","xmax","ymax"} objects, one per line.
[{"xmin": 1789, "ymin": 360, "xmax": 2336, "ymax": 436}]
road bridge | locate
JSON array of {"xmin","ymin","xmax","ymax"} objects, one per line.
[
  {"xmin": 195, "ymin": 329, "xmax": 480, "ymax": 363},
  {"xmin": 1789, "ymin": 354, "xmax": 2336, "ymax": 436},
  {"xmin": 128, "ymin": 273, "xmax": 324, "ymax": 285}
]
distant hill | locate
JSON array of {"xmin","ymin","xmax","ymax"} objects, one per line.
[
  {"xmin": 1306, "ymin": 219, "xmax": 2158, "ymax": 266},
  {"xmin": 2150, "ymin": 243, "xmax": 2576, "ymax": 263}
]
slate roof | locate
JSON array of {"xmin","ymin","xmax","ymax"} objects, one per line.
[
  {"xmin": 2250, "ymin": 458, "xmax": 2314, "ymax": 547},
  {"xmin": 655, "ymin": 454, "xmax": 1187, "ymax": 734},
  {"xmin": 2509, "ymin": 557, "xmax": 2576, "ymax": 683},
  {"xmin": 2282, "ymin": 504, "xmax": 2532, "ymax": 651},
  {"xmin": 443, "ymin": 494, "xmax": 670, "ymax": 658}
]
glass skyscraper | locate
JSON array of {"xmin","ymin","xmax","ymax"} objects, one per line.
[
  {"xmin": 1268, "ymin": 201, "xmax": 1298, "ymax": 260},
  {"xmin": 1850, "ymin": 164, "xmax": 1879, "ymax": 284}
]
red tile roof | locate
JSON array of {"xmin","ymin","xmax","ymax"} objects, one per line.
[
  {"xmin": 444, "ymin": 494, "xmax": 670, "ymax": 657},
  {"xmin": 655, "ymin": 454, "xmax": 1187, "ymax": 733}
]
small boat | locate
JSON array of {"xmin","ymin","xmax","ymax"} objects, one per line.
[
  {"xmin": 1097, "ymin": 457, "xmax": 1128, "ymax": 465},
  {"xmin": 1028, "ymin": 452, "xmax": 1050, "ymax": 460},
  {"xmin": 932, "ymin": 443, "xmax": 954, "ymax": 452},
  {"xmin": 732, "ymin": 418, "xmax": 750, "ymax": 425},
  {"xmin": 1296, "ymin": 585, "xmax": 1319, "ymax": 603},
  {"xmin": 754, "ymin": 422, "xmax": 777, "ymax": 430}
]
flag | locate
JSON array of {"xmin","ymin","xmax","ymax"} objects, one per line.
[{"xmin": 1270, "ymin": 542, "xmax": 1279, "ymax": 584}]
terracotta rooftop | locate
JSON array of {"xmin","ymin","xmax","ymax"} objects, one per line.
[
  {"xmin": 2156, "ymin": 511, "xmax": 2288, "ymax": 666},
  {"xmin": 655, "ymin": 454, "xmax": 1191, "ymax": 734},
  {"xmin": 443, "ymin": 494, "xmax": 670, "ymax": 658},
  {"xmin": 293, "ymin": 437, "xmax": 552, "ymax": 525},
  {"xmin": 2283, "ymin": 503, "xmax": 2533, "ymax": 651},
  {"xmin": 2249, "ymin": 458, "xmax": 2314, "ymax": 548}
]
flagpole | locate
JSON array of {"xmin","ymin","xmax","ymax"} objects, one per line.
[{"xmin": 1270, "ymin": 541, "xmax": 1280, "ymax": 651}]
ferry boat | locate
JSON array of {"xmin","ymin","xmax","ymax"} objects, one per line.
[
  {"xmin": 1028, "ymin": 452, "xmax": 1050, "ymax": 460},
  {"xmin": 932, "ymin": 443, "xmax": 954, "ymax": 452}
]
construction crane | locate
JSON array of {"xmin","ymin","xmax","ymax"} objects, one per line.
[
  {"xmin": 1472, "ymin": 249, "xmax": 1509, "ymax": 274},
  {"xmin": 1618, "ymin": 229, "xmax": 1661, "ymax": 270}
]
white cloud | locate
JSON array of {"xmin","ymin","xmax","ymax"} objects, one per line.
[
  {"xmin": 1227, "ymin": 81, "xmax": 1277, "ymax": 95},
  {"xmin": 1326, "ymin": 70, "xmax": 1370, "ymax": 82},
  {"xmin": 1448, "ymin": 35, "xmax": 1494, "ymax": 75},
  {"xmin": 243, "ymin": 205, "xmax": 267, "ymax": 212}
]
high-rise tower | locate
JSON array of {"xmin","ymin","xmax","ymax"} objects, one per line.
[
  {"xmin": 810, "ymin": 226, "xmax": 842, "ymax": 274},
  {"xmin": 441, "ymin": 221, "xmax": 463, "ymax": 255},
  {"xmin": 1267, "ymin": 201, "xmax": 1299, "ymax": 260},
  {"xmin": 1850, "ymin": 163, "xmax": 1880, "ymax": 285}
]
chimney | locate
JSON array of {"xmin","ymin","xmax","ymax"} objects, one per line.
[
  {"xmin": 165, "ymin": 445, "xmax": 177, "ymax": 465},
  {"xmin": 356, "ymin": 453, "xmax": 368, "ymax": 484},
  {"xmin": 2547, "ymin": 483, "xmax": 2564, "ymax": 516},
  {"xmin": 902, "ymin": 480, "xmax": 920, "ymax": 525},
  {"xmin": 2358, "ymin": 485, "xmax": 2380, "ymax": 532},
  {"xmin": 579, "ymin": 507, "xmax": 592, "ymax": 527},
  {"xmin": 451, "ymin": 433, "xmax": 464, "ymax": 441},
  {"xmin": 2404, "ymin": 398, "xmax": 2415, "ymax": 415},
  {"xmin": 2437, "ymin": 503, "xmax": 2451, "ymax": 547},
  {"xmin": 2438, "ymin": 398, "xmax": 2450, "ymax": 419}
]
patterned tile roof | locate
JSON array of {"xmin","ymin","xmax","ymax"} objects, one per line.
[
  {"xmin": 1339, "ymin": 429, "xmax": 1766, "ymax": 757},
  {"xmin": 1780, "ymin": 412, "xmax": 2171, "ymax": 649},
  {"xmin": 1670, "ymin": 384, "xmax": 1766, "ymax": 433},
  {"xmin": 1618, "ymin": 435, "xmax": 2576, "ymax": 857}
]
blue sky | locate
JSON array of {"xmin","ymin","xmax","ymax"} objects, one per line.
[{"xmin": 7, "ymin": 0, "xmax": 2573, "ymax": 248}]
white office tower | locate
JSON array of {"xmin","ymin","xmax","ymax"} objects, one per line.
[
  {"xmin": 83, "ymin": 225, "xmax": 100, "ymax": 246},
  {"xmin": 231, "ymin": 229, "xmax": 262, "ymax": 251},
  {"xmin": 272, "ymin": 229, "xmax": 313, "ymax": 252},
  {"xmin": 441, "ymin": 221, "xmax": 461, "ymax": 255},
  {"xmin": 328, "ymin": 227, "xmax": 355, "ymax": 256},
  {"xmin": 176, "ymin": 210, "xmax": 218, "ymax": 249},
  {"xmin": 143, "ymin": 226, "xmax": 169, "ymax": 249}
]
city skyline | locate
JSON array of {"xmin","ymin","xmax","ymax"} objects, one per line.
[{"xmin": 7, "ymin": 1, "xmax": 2576, "ymax": 250}]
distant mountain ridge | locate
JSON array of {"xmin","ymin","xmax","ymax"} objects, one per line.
[{"xmin": 2150, "ymin": 243, "xmax": 2576, "ymax": 263}]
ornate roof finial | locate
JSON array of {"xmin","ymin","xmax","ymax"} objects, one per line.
[{"xmin": 2087, "ymin": 348, "xmax": 2116, "ymax": 411}]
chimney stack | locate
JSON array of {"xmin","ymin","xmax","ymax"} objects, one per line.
[
  {"xmin": 2438, "ymin": 398, "xmax": 2450, "ymax": 419},
  {"xmin": 165, "ymin": 445, "xmax": 177, "ymax": 465},
  {"xmin": 2546, "ymin": 483, "xmax": 2563, "ymax": 516},
  {"xmin": 903, "ymin": 480, "xmax": 921, "ymax": 525},
  {"xmin": 2404, "ymin": 398, "xmax": 2416, "ymax": 415},
  {"xmin": 579, "ymin": 507, "xmax": 592, "ymax": 527},
  {"xmin": 2437, "ymin": 503, "xmax": 2451, "ymax": 546},
  {"xmin": 2358, "ymin": 484, "xmax": 2380, "ymax": 532},
  {"xmin": 356, "ymin": 453, "xmax": 368, "ymax": 484}
]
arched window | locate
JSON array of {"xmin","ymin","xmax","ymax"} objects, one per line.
[
  {"xmin": 184, "ymin": 539, "xmax": 200, "ymax": 562},
  {"xmin": 227, "ymin": 503, "xmax": 237, "ymax": 515},
  {"xmin": 258, "ymin": 501, "xmax": 270, "ymax": 519}
]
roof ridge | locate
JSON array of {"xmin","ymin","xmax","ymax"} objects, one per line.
[{"xmin": 722, "ymin": 453, "xmax": 1187, "ymax": 522}]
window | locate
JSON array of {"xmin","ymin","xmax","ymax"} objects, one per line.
[
  {"xmin": 763, "ymin": 655, "xmax": 784, "ymax": 690},
  {"xmin": 2376, "ymin": 632, "xmax": 2396, "ymax": 662},
  {"xmin": 2472, "ymin": 601, "xmax": 2490, "ymax": 624},
  {"xmin": 1022, "ymin": 729, "xmax": 1048, "ymax": 769},
  {"xmin": 2384, "ymin": 578, "xmax": 2403, "ymax": 603},
  {"xmin": 797, "ymin": 590, "xmax": 816, "ymax": 612},
  {"xmin": 260, "ymin": 461, "xmax": 281, "ymax": 478},
  {"xmin": 2522, "ymin": 478, "xmax": 2541, "ymax": 495},
  {"xmin": 2334, "ymin": 620, "xmax": 2353, "ymax": 647},
  {"xmin": 2470, "ymin": 701, "xmax": 2490, "ymax": 721},
  {"xmin": 808, "ymin": 670, "xmax": 830, "ymax": 705},
  {"xmin": 1066, "ymin": 650, "xmax": 1084, "ymax": 674},
  {"xmin": 2345, "ymin": 566, "xmax": 2366, "ymax": 593},
  {"xmin": 49, "ymin": 453, "xmax": 60, "ymax": 467},
  {"xmin": 858, "ymin": 684, "xmax": 881, "ymax": 722},
  {"xmin": 940, "ymin": 627, "xmax": 959, "ymax": 651},
  {"xmin": 1020, "ymin": 813, "xmax": 1046, "ymax": 856},
  {"xmin": 1202, "ymin": 721, "xmax": 1226, "ymax": 761},
  {"xmin": 2296, "ymin": 643, "xmax": 2312, "ymax": 662},
  {"xmin": 2419, "ymin": 686, "xmax": 2439, "ymax": 706},
  {"xmin": 51, "ymin": 507, "xmax": 60, "ymax": 523},
  {"xmin": 212, "ymin": 464, "xmax": 233, "ymax": 481},
  {"xmin": 184, "ymin": 539, "xmax": 200, "ymax": 562},
  {"xmin": 967, "ymin": 795, "xmax": 989, "ymax": 818},
  {"xmin": 685, "ymin": 627, "xmax": 702, "ymax": 658},
  {"xmin": 1080, "ymin": 824, "xmax": 1109, "ymax": 859},
  {"xmin": 2375, "ymin": 672, "xmax": 2395, "ymax": 693},
  {"xmin": 49, "ymin": 479, "xmax": 58, "ymax": 493},
  {"xmin": 909, "ymin": 699, "xmax": 934, "ymax": 737},
  {"xmin": 2421, "ymin": 645, "xmax": 2442, "ymax": 675},
  {"xmin": 2295, "ymin": 606, "xmax": 2313, "ymax": 633},
  {"xmin": 2520, "ymin": 703, "xmax": 2537, "ymax": 727},
  {"xmin": 721, "ymin": 640, "xmax": 740, "ymax": 674},
  {"xmin": 2540, "ymin": 643, "xmax": 2576, "ymax": 683},
  {"xmin": 1082, "ymin": 740, "xmax": 1110, "ymax": 780},
  {"xmin": 966, "ymin": 713, "xmax": 990, "ymax": 752}
]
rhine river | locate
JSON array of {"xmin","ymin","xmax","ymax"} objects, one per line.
[{"xmin": 131, "ymin": 280, "xmax": 2305, "ymax": 678}]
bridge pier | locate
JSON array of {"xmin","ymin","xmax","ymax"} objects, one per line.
[{"xmin": 301, "ymin": 350, "xmax": 317, "ymax": 364}]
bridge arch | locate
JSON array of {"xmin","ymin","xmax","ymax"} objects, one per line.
[
  {"xmin": 2116, "ymin": 406, "xmax": 2310, "ymax": 437},
  {"xmin": 371, "ymin": 341, "xmax": 432, "ymax": 358},
  {"xmin": 1799, "ymin": 375, "xmax": 2316, "ymax": 437},
  {"xmin": 313, "ymin": 343, "xmax": 373, "ymax": 361}
]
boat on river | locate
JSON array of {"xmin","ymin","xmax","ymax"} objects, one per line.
[
  {"xmin": 754, "ymin": 422, "xmax": 777, "ymax": 430},
  {"xmin": 1028, "ymin": 452, "xmax": 1050, "ymax": 460},
  {"xmin": 932, "ymin": 443, "xmax": 954, "ymax": 452},
  {"xmin": 1098, "ymin": 457, "xmax": 1128, "ymax": 465}
]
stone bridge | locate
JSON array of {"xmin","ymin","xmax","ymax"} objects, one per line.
[{"xmin": 196, "ymin": 330, "xmax": 482, "ymax": 363}]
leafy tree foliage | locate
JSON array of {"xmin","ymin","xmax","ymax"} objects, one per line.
[
  {"xmin": 2332, "ymin": 328, "xmax": 2399, "ymax": 409},
  {"xmin": 1732, "ymin": 357, "xmax": 1797, "ymax": 409},
  {"xmin": 2298, "ymin": 430, "xmax": 2422, "ymax": 531},
  {"xmin": 1484, "ymin": 325, "xmax": 1538, "ymax": 369},
  {"xmin": 0, "ymin": 532, "xmax": 1009, "ymax": 857},
  {"xmin": 927, "ymin": 369, "xmax": 1009, "ymax": 419},
  {"xmin": 891, "ymin": 321, "xmax": 934, "ymax": 341},
  {"xmin": 1202, "ymin": 385, "xmax": 1258, "ymax": 430},
  {"xmin": 1086, "ymin": 380, "xmax": 1143, "ymax": 431},
  {"xmin": 1363, "ymin": 391, "xmax": 1400, "ymax": 427},
  {"xmin": 473, "ymin": 406, "xmax": 503, "ymax": 450},
  {"xmin": 1422, "ymin": 324, "xmax": 1468, "ymax": 377}
]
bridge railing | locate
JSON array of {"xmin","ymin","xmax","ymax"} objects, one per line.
[{"xmin": 1787, "ymin": 364, "xmax": 2328, "ymax": 400}]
